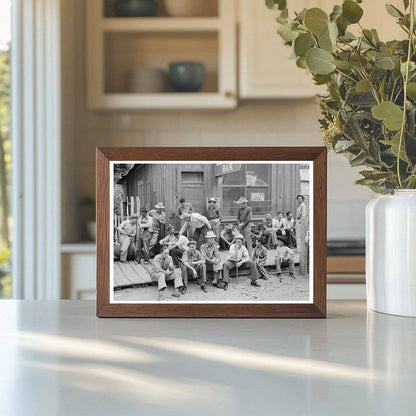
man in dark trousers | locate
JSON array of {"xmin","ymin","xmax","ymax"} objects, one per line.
[{"xmin": 236, "ymin": 197, "xmax": 253, "ymax": 256}]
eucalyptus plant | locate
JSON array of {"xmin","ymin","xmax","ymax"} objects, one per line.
[{"xmin": 266, "ymin": 0, "xmax": 416, "ymax": 193}]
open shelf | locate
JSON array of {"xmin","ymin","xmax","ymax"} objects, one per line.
[
  {"xmin": 103, "ymin": 0, "xmax": 219, "ymax": 18},
  {"xmin": 86, "ymin": 0, "xmax": 236, "ymax": 109},
  {"xmin": 104, "ymin": 31, "xmax": 219, "ymax": 94},
  {"xmin": 101, "ymin": 17, "xmax": 221, "ymax": 32}
]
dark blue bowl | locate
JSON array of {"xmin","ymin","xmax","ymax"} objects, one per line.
[
  {"xmin": 169, "ymin": 62, "xmax": 205, "ymax": 93},
  {"xmin": 114, "ymin": 0, "xmax": 158, "ymax": 17}
]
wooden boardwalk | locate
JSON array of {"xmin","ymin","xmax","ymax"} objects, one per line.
[{"xmin": 114, "ymin": 249, "xmax": 300, "ymax": 290}]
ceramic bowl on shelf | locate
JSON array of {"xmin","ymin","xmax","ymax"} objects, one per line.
[
  {"xmin": 168, "ymin": 62, "xmax": 205, "ymax": 92},
  {"xmin": 127, "ymin": 68, "xmax": 167, "ymax": 93},
  {"xmin": 114, "ymin": 0, "xmax": 158, "ymax": 17},
  {"xmin": 164, "ymin": 0, "xmax": 217, "ymax": 17}
]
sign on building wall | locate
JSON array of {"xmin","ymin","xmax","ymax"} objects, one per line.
[
  {"xmin": 251, "ymin": 192, "xmax": 265, "ymax": 201},
  {"xmin": 215, "ymin": 163, "xmax": 242, "ymax": 176}
]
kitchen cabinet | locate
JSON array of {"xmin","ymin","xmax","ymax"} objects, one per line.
[
  {"xmin": 239, "ymin": 0, "xmax": 323, "ymax": 99},
  {"xmin": 238, "ymin": 0, "xmax": 404, "ymax": 99}
]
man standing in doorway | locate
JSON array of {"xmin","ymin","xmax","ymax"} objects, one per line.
[
  {"xmin": 236, "ymin": 197, "xmax": 253, "ymax": 256},
  {"xmin": 205, "ymin": 198, "xmax": 221, "ymax": 244},
  {"xmin": 117, "ymin": 214, "xmax": 138, "ymax": 263}
]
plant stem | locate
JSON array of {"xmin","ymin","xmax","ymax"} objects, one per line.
[{"xmin": 397, "ymin": 0, "xmax": 415, "ymax": 188}]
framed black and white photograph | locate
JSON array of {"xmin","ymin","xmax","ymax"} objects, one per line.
[{"xmin": 97, "ymin": 147, "xmax": 327, "ymax": 318}]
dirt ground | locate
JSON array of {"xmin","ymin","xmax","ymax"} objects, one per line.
[{"xmin": 114, "ymin": 268, "xmax": 310, "ymax": 302}]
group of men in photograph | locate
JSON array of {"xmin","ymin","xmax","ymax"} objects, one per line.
[{"xmin": 116, "ymin": 194, "xmax": 307, "ymax": 300}]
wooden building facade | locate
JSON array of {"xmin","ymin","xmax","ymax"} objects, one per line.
[{"xmin": 117, "ymin": 162, "xmax": 307, "ymax": 228}]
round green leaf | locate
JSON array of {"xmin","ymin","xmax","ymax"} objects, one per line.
[
  {"xmin": 277, "ymin": 23, "xmax": 299, "ymax": 42},
  {"xmin": 294, "ymin": 33, "xmax": 315, "ymax": 57},
  {"xmin": 356, "ymin": 79, "xmax": 372, "ymax": 92},
  {"xmin": 304, "ymin": 8, "xmax": 329, "ymax": 35},
  {"xmin": 306, "ymin": 47, "xmax": 335, "ymax": 75},
  {"xmin": 407, "ymin": 82, "xmax": 416, "ymax": 99},
  {"xmin": 371, "ymin": 101, "xmax": 403, "ymax": 130},
  {"xmin": 342, "ymin": 0, "xmax": 363, "ymax": 24}
]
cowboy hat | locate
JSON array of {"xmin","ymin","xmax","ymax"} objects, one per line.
[
  {"xmin": 234, "ymin": 233, "xmax": 244, "ymax": 241},
  {"xmin": 205, "ymin": 231, "xmax": 216, "ymax": 239},
  {"xmin": 208, "ymin": 197, "xmax": 217, "ymax": 203},
  {"xmin": 155, "ymin": 202, "xmax": 165, "ymax": 209},
  {"xmin": 236, "ymin": 197, "xmax": 249, "ymax": 204}
]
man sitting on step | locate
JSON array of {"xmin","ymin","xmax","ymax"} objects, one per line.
[
  {"xmin": 181, "ymin": 240, "xmax": 208, "ymax": 294},
  {"xmin": 220, "ymin": 234, "xmax": 261, "ymax": 291},
  {"xmin": 151, "ymin": 247, "xmax": 184, "ymax": 301}
]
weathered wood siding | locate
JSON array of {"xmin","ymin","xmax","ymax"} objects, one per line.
[
  {"xmin": 122, "ymin": 163, "xmax": 305, "ymax": 225},
  {"xmin": 124, "ymin": 163, "xmax": 217, "ymax": 226},
  {"xmin": 271, "ymin": 164, "xmax": 302, "ymax": 217}
]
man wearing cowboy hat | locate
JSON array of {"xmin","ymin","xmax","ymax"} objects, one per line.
[
  {"xmin": 181, "ymin": 240, "xmax": 208, "ymax": 293},
  {"xmin": 200, "ymin": 231, "xmax": 223, "ymax": 287},
  {"xmin": 117, "ymin": 214, "xmax": 139, "ymax": 263},
  {"xmin": 179, "ymin": 211, "xmax": 211, "ymax": 249},
  {"xmin": 236, "ymin": 196, "xmax": 253, "ymax": 256},
  {"xmin": 135, "ymin": 207, "xmax": 152, "ymax": 264},
  {"xmin": 205, "ymin": 198, "xmax": 221, "ymax": 244},
  {"xmin": 220, "ymin": 233, "xmax": 260, "ymax": 290},
  {"xmin": 149, "ymin": 202, "xmax": 166, "ymax": 255}
]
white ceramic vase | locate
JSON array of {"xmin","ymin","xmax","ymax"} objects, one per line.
[{"xmin": 366, "ymin": 190, "xmax": 416, "ymax": 317}]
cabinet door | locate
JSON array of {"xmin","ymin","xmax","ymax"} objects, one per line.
[{"xmin": 239, "ymin": 0, "xmax": 321, "ymax": 99}]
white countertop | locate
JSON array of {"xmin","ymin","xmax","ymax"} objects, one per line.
[{"xmin": 0, "ymin": 300, "xmax": 415, "ymax": 416}]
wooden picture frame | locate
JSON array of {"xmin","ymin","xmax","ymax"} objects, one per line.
[{"xmin": 97, "ymin": 147, "xmax": 327, "ymax": 318}]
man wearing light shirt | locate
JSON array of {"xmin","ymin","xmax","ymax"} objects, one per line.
[
  {"xmin": 179, "ymin": 211, "xmax": 211, "ymax": 249},
  {"xmin": 220, "ymin": 234, "xmax": 261, "ymax": 291}
]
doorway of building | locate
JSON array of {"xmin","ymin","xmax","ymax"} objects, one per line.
[{"xmin": 180, "ymin": 171, "xmax": 205, "ymax": 214}]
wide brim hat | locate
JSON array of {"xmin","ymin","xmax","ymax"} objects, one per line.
[
  {"xmin": 155, "ymin": 202, "xmax": 165, "ymax": 209},
  {"xmin": 234, "ymin": 233, "xmax": 244, "ymax": 241},
  {"xmin": 205, "ymin": 231, "xmax": 216, "ymax": 239},
  {"xmin": 208, "ymin": 198, "xmax": 217, "ymax": 203},
  {"xmin": 236, "ymin": 197, "xmax": 249, "ymax": 204}
]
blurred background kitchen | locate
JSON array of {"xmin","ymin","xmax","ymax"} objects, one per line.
[{"xmin": 0, "ymin": 0, "xmax": 404, "ymax": 301}]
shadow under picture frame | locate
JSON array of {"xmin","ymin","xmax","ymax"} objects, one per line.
[{"xmin": 96, "ymin": 147, "xmax": 327, "ymax": 318}]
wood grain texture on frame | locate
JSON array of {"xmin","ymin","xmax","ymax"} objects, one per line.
[{"xmin": 96, "ymin": 147, "xmax": 327, "ymax": 318}]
